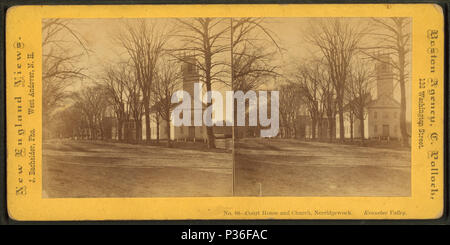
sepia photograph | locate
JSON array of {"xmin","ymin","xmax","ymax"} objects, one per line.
[{"xmin": 41, "ymin": 17, "xmax": 412, "ymax": 198}]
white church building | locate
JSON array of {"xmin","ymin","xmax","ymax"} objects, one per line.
[{"xmin": 337, "ymin": 54, "xmax": 402, "ymax": 140}]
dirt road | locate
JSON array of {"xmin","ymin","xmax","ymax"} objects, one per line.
[
  {"xmin": 235, "ymin": 138, "xmax": 411, "ymax": 196},
  {"xmin": 43, "ymin": 138, "xmax": 410, "ymax": 197},
  {"xmin": 43, "ymin": 139, "xmax": 232, "ymax": 197}
]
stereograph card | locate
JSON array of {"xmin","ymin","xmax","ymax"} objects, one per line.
[{"xmin": 5, "ymin": 4, "xmax": 445, "ymax": 220}]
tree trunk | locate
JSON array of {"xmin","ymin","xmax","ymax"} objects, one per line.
[
  {"xmin": 205, "ymin": 81, "xmax": 216, "ymax": 148},
  {"xmin": 122, "ymin": 123, "xmax": 126, "ymax": 142},
  {"xmin": 99, "ymin": 117, "xmax": 104, "ymax": 140},
  {"xmin": 311, "ymin": 118, "xmax": 317, "ymax": 140},
  {"xmin": 349, "ymin": 113, "xmax": 354, "ymax": 141},
  {"xmin": 400, "ymin": 82, "xmax": 408, "ymax": 146},
  {"xmin": 331, "ymin": 116, "xmax": 336, "ymax": 142},
  {"xmin": 117, "ymin": 120, "xmax": 123, "ymax": 141},
  {"xmin": 399, "ymin": 51, "xmax": 409, "ymax": 147},
  {"xmin": 100, "ymin": 125, "xmax": 104, "ymax": 140},
  {"xmin": 135, "ymin": 119, "xmax": 142, "ymax": 142},
  {"xmin": 156, "ymin": 118, "xmax": 160, "ymax": 144},
  {"xmin": 89, "ymin": 120, "xmax": 95, "ymax": 140},
  {"xmin": 125, "ymin": 122, "xmax": 131, "ymax": 142},
  {"xmin": 338, "ymin": 100, "xmax": 345, "ymax": 142},
  {"xmin": 144, "ymin": 97, "xmax": 151, "ymax": 143},
  {"xmin": 317, "ymin": 118, "xmax": 322, "ymax": 139},
  {"xmin": 359, "ymin": 109, "xmax": 365, "ymax": 140},
  {"xmin": 327, "ymin": 116, "xmax": 334, "ymax": 143},
  {"xmin": 166, "ymin": 115, "xmax": 172, "ymax": 148}
]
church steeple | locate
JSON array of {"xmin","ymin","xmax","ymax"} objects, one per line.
[
  {"xmin": 182, "ymin": 55, "xmax": 199, "ymax": 98},
  {"xmin": 375, "ymin": 54, "xmax": 394, "ymax": 99}
]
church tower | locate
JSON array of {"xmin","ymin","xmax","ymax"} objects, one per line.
[
  {"xmin": 180, "ymin": 55, "xmax": 205, "ymax": 140},
  {"xmin": 375, "ymin": 54, "xmax": 394, "ymax": 99},
  {"xmin": 367, "ymin": 53, "xmax": 401, "ymax": 140},
  {"xmin": 182, "ymin": 55, "xmax": 200, "ymax": 98}
]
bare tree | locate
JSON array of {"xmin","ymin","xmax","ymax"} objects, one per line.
[
  {"xmin": 278, "ymin": 84, "xmax": 291, "ymax": 138},
  {"xmin": 124, "ymin": 68, "xmax": 144, "ymax": 142},
  {"xmin": 279, "ymin": 83, "xmax": 303, "ymax": 138},
  {"xmin": 316, "ymin": 62, "xmax": 337, "ymax": 141},
  {"xmin": 172, "ymin": 18, "xmax": 230, "ymax": 148},
  {"xmin": 101, "ymin": 63, "xmax": 130, "ymax": 141},
  {"xmin": 346, "ymin": 60, "xmax": 374, "ymax": 141},
  {"xmin": 301, "ymin": 59, "xmax": 337, "ymax": 140},
  {"xmin": 306, "ymin": 19, "xmax": 365, "ymax": 142},
  {"xmin": 116, "ymin": 19, "xmax": 169, "ymax": 143},
  {"xmin": 72, "ymin": 85, "xmax": 108, "ymax": 140},
  {"xmin": 364, "ymin": 17, "xmax": 411, "ymax": 146},
  {"xmin": 230, "ymin": 18, "xmax": 281, "ymax": 140},
  {"xmin": 42, "ymin": 19, "xmax": 90, "ymax": 138},
  {"xmin": 72, "ymin": 91, "xmax": 94, "ymax": 140},
  {"xmin": 152, "ymin": 58, "xmax": 182, "ymax": 147},
  {"xmin": 150, "ymin": 103, "xmax": 161, "ymax": 143},
  {"xmin": 52, "ymin": 104, "xmax": 84, "ymax": 139},
  {"xmin": 230, "ymin": 18, "xmax": 280, "ymax": 92},
  {"xmin": 294, "ymin": 63, "xmax": 326, "ymax": 140}
]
